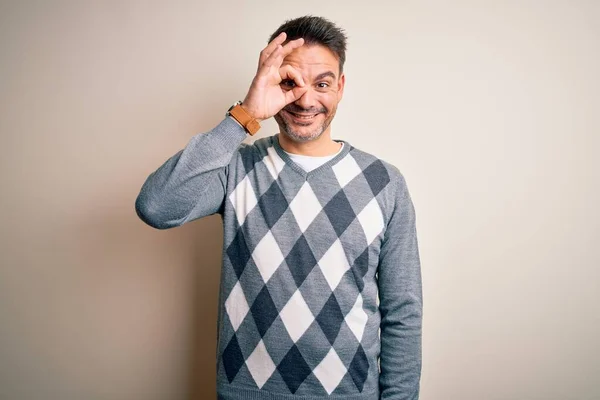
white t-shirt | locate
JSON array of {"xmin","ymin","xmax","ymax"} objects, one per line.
[{"xmin": 284, "ymin": 143, "xmax": 345, "ymax": 172}]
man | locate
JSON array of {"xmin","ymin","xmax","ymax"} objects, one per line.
[{"xmin": 136, "ymin": 16, "xmax": 422, "ymax": 400}]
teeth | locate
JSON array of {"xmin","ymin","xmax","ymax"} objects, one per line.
[{"xmin": 292, "ymin": 113, "xmax": 316, "ymax": 119}]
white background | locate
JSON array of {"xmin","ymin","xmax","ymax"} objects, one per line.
[{"xmin": 1, "ymin": 1, "xmax": 598, "ymax": 399}]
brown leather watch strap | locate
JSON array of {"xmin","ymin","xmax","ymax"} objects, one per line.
[{"xmin": 229, "ymin": 104, "xmax": 261, "ymax": 135}]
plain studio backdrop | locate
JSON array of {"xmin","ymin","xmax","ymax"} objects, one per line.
[{"xmin": 0, "ymin": 1, "xmax": 598, "ymax": 399}]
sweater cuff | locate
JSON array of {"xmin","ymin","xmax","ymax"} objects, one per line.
[{"xmin": 211, "ymin": 116, "xmax": 249, "ymax": 151}]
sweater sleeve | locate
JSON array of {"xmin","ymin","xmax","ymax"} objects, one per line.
[
  {"xmin": 135, "ymin": 117, "xmax": 247, "ymax": 229},
  {"xmin": 378, "ymin": 174, "xmax": 423, "ymax": 400}
]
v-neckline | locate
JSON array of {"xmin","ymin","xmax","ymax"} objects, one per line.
[{"xmin": 272, "ymin": 134, "xmax": 351, "ymax": 179}]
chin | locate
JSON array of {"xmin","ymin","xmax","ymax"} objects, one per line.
[
  {"xmin": 275, "ymin": 113, "xmax": 328, "ymax": 143},
  {"xmin": 282, "ymin": 127, "xmax": 325, "ymax": 142}
]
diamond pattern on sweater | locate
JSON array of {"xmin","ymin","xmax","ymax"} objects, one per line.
[
  {"xmin": 251, "ymin": 231, "xmax": 284, "ymax": 283},
  {"xmin": 246, "ymin": 339, "xmax": 276, "ymax": 389},
  {"xmin": 279, "ymin": 289, "xmax": 315, "ymax": 342},
  {"xmin": 240, "ymin": 148, "xmax": 259, "ymax": 175},
  {"xmin": 269, "ymin": 208, "xmax": 304, "ymax": 257},
  {"xmin": 349, "ymin": 345, "xmax": 369, "ymax": 392},
  {"xmin": 345, "ymin": 293, "xmax": 368, "ymax": 341},
  {"xmin": 224, "ymin": 282, "xmax": 249, "ymax": 331},
  {"xmin": 313, "ymin": 348, "xmax": 347, "ymax": 395},
  {"xmin": 318, "ymin": 238, "xmax": 351, "ymax": 291},
  {"xmin": 316, "ymin": 292, "xmax": 345, "ymax": 345},
  {"xmin": 226, "ymin": 230, "xmax": 251, "ymax": 279},
  {"xmin": 323, "ymin": 190, "xmax": 356, "ymax": 237},
  {"xmin": 295, "ymin": 320, "xmax": 331, "ymax": 368},
  {"xmin": 352, "ymin": 248, "xmax": 369, "ymax": 292},
  {"xmin": 332, "ymin": 152, "xmax": 362, "ymax": 188},
  {"xmin": 295, "ymin": 267, "xmax": 333, "ymax": 319},
  {"xmin": 261, "ymin": 316, "xmax": 294, "ymax": 365},
  {"xmin": 250, "ymin": 286, "xmax": 279, "ymax": 337},
  {"xmin": 222, "ymin": 334, "xmax": 245, "ymax": 383},
  {"xmin": 277, "ymin": 344, "xmax": 312, "ymax": 394},
  {"xmin": 331, "ymin": 272, "xmax": 361, "ymax": 318},
  {"xmin": 220, "ymin": 144, "xmax": 394, "ymax": 394},
  {"xmin": 302, "ymin": 211, "xmax": 341, "ymax": 263},
  {"xmin": 284, "ymin": 234, "xmax": 318, "ymax": 287},
  {"xmin": 263, "ymin": 146, "xmax": 286, "ymax": 180},
  {"xmin": 362, "ymin": 159, "xmax": 391, "ymax": 196},
  {"xmin": 357, "ymin": 197, "xmax": 385, "ymax": 245},
  {"xmin": 264, "ymin": 262, "xmax": 299, "ymax": 312},
  {"xmin": 258, "ymin": 181, "xmax": 289, "ymax": 228},
  {"xmin": 289, "ymin": 181, "xmax": 323, "ymax": 232},
  {"xmin": 229, "ymin": 175, "xmax": 258, "ymax": 226}
]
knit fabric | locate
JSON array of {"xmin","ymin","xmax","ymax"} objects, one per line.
[{"xmin": 136, "ymin": 117, "xmax": 422, "ymax": 400}]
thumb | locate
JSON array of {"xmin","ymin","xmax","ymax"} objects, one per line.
[{"xmin": 284, "ymin": 85, "xmax": 308, "ymax": 105}]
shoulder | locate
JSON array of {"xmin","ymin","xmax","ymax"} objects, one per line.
[
  {"xmin": 343, "ymin": 144, "xmax": 414, "ymax": 226},
  {"xmin": 236, "ymin": 135, "xmax": 278, "ymax": 159},
  {"xmin": 345, "ymin": 144, "xmax": 406, "ymax": 192},
  {"xmin": 230, "ymin": 135, "xmax": 277, "ymax": 172}
]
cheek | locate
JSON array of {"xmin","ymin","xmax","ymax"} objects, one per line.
[{"xmin": 318, "ymin": 93, "xmax": 339, "ymax": 112}]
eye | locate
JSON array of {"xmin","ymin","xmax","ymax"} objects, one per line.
[
  {"xmin": 317, "ymin": 82, "xmax": 330, "ymax": 88},
  {"xmin": 281, "ymin": 79, "xmax": 296, "ymax": 88}
]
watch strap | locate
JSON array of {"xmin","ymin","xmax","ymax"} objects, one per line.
[{"xmin": 228, "ymin": 103, "xmax": 260, "ymax": 135}]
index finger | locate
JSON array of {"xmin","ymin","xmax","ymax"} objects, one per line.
[
  {"xmin": 261, "ymin": 37, "xmax": 305, "ymax": 70},
  {"xmin": 259, "ymin": 32, "xmax": 288, "ymax": 65},
  {"xmin": 280, "ymin": 37, "xmax": 305, "ymax": 58}
]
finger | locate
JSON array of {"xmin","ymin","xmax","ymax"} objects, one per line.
[
  {"xmin": 284, "ymin": 85, "xmax": 308, "ymax": 105},
  {"xmin": 279, "ymin": 65, "xmax": 305, "ymax": 87},
  {"xmin": 262, "ymin": 44, "xmax": 285, "ymax": 69},
  {"xmin": 280, "ymin": 37, "xmax": 304, "ymax": 58},
  {"xmin": 279, "ymin": 65, "xmax": 308, "ymax": 105},
  {"xmin": 261, "ymin": 37, "xmax": 304, "ymax": 71},
  {"xmin": 259, "ymin": 32, "xmax": 287, "ymax": 66}
]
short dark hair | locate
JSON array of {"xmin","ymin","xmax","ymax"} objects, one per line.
[{"xmin": 269, "ymin": 16, "xmax": 347, "ymax": 73}]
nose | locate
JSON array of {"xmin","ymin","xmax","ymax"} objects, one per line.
[{"xmin": 294, "ymin": 86, "xmax": 318, "ymax": 110}]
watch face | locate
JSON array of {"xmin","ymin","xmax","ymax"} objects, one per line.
[{"xmin": 227, "ymin": 101, "xmax": 242, "ymax": 114}]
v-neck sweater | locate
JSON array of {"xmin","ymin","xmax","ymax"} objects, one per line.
[{"xmin": 136, "ymin": 117, "xmax": 423, "ymax": 400}]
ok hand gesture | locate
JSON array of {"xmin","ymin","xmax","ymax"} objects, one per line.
[{"xmin": 242, "ymin": 32, "xmax": 307, "ymax": 121}]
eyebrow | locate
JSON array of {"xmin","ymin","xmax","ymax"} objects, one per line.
[{"xmin": 314, "ymin": 71, "xmax": 337, "ymax": 81}]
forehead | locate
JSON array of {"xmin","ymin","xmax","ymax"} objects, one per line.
[{"xmin": 282, "ymin": 44, "xmax": 340, "ymax": 78}]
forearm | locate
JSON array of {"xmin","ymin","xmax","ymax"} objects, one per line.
[
  {"xmin": 135, "ymin": 117, "xmax": 247, "ymax": 229},
  {"xmin": 378, "ymin": 175, "xmax": 423, "ymax": 399},
  {"xmin": 379, "ymin": 298, "xmax": 422, "ymax": 400}
]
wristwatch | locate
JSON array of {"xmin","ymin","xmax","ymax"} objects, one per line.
[{"xmin": 226, "ymin": 101, "xmax": 261, "ymax": 135}]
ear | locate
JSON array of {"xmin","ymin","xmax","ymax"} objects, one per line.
[{"xmin": 337, "ymin": 73, "xmax": 346, "ymax": 101}]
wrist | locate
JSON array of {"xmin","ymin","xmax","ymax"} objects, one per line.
[
  {"xmin": 227, "ymin": 101, "xmax": 261, "ymax": 135},
  {"xmin": 240, "ymin": 100, "xmax": 263, "ymax": 123}
]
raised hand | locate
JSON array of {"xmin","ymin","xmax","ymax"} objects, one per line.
[{"xmin": 242, "ymin": 32, "xmax": 307, "ymax": 121}]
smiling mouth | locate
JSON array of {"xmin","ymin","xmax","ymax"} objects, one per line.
[{"xmin": 286, "ymin": 110, "xmax": 320, "ymax": 121}]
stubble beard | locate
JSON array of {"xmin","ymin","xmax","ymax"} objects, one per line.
[{"xmin": 275, "ymin": 105, "xmax": 336, "ymax": 143}]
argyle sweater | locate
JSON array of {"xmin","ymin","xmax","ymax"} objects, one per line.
[{"xmin": 136, "ymin": 117, "xmax": 422, "ymax": 400}]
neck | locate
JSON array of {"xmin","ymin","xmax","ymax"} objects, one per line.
[{"xmin": 278, "ymin": 128, "xmax": 341, "ymax": 156}]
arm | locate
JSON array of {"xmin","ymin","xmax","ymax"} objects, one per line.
[
  {"xmin": 378, "ymin": 175, "xmax": 423, "ymax": 399},
  {"xmin": 135, "ymin": 117, "xmax": 247, "ymax": 229},
  {"xmin": 136, "ymin": 32, "xmax": 308, "ymax": 229}
]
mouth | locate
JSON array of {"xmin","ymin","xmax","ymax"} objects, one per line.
[{"xmin": 285, "ymin": 110, "xmax": 320, "ymax": 123}]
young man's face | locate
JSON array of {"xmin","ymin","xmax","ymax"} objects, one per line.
[{"xmin": 274, "ymin": 44, "xmax": 345, "ymax": 142}]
